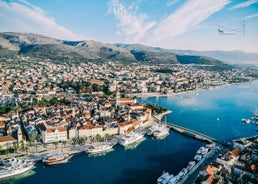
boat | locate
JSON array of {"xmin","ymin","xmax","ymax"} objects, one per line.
[
  {"xmin": 0, "ymin": 157, "xmax": 35, "ymax": 179},
  {"xmin": 146, "ymin": 124, "xmax": 159, "ymax": 136},
  {"xmin": 153, "ymin": 124, "xmax": 170, "ymax": 139},
  {"xmin": 42, "ymin": 152, "xmax": 70, "ymax": 165},
  {"xmin": 241, "ymin": 118, "xmax": 251, "ymax": 124},
  {"xmin": 252, "ymin": 111, "xmax": 258, "ymax": 121},
  {"xmin": 187, "ymin": 161, "xmax": 196, "ymax": 171},
  {"xmin": 157, "ymin": 171, "xmax": 173, "ymax": 184},
  {"xmin": 119, "ymin": 131, "xmax": 145, "ymax": 147},
  {"xmin": 85, "ymin": 143, "xmax": 113, "ymax": 155}
]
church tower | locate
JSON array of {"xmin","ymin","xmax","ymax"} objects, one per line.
[
  {"xmin": 17, "ymin": 125, "xmax": 23, "ymax": 143},
  {"xmin": 116, "ymin": 88, "xmax": 120, "ymax": 108}
]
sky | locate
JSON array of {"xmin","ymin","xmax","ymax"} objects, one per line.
[{"xmin": 0, "ymin": 0, "xmax": 258, "ymax": 52}]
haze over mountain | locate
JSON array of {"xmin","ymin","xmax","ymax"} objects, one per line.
[
  {"xmin": 0, "ymin": 32, "xmax": 256, "ymax": 67},
  {"xmin": 115, "ymin": 44, "xmax": 258, "ymax": 65}
]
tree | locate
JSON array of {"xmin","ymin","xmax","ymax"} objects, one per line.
[
  {"xmin": 62, "ymin": 141, "xmax": 67, "ymax": 148},
  {"xmin": 35, "ymin": 142, "xmax": 38, "ymax": 153},
  {"xmin": 92, "ymin": 84, "xmax": 100, "ymax": 92},
  {"xmin": 12, "ymin": 142, "xmax": 19, "ymax": 156},
  {"xmin": 25, "ymin": 146, "xmax": 29, "ymax": 155},
  {"xmin": 21, "ymin": 140, "xmax": 25, "ymax": 150},
  {"xmin": 44, "ymin": 143, "xmax": 48, "ymax": 150},
  {"xmin": 53, "ymin": 142, "xmax": 59, "ymax": 150},
  {"xmin": 36, "ymin": 134, "xmax": 42, "ymax": 143},
  {"xmin": 0, "ymin": 145, "xmax": 2, "ymax": 155},
  {"xmin": 49, "ymin": 97, "xmax": 58, "ymax": 105},
  {"xmin": 95, "ymin": 134, "xmax": 102, "ymax": 142},
  {"xmin": 71, "ymin": 138, "xmax": 77, "ymax": 145},
  {"xmin": 29, "ymin": 133, "xmax": 36, "ymax": 145}
]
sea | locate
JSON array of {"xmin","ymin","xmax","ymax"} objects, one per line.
[{"xmin": 2, "ymin": 81, "xmax": 258, "ymax": 184}]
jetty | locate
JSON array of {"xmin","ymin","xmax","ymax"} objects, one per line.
[
  {"xmin": 153, "ymin": 115, "xmax": 218, "ymax": 143},
  {"xmin": 166, "ymin": 123, "xmax": 218, "ymax": 143}
]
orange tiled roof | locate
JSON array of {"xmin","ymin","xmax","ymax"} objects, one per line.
[
  {"xmin": 230, "ymin": 148, "xmax": 241, "ymax": 157},
  {"xmin": 0, "ymin": 135, "xmax": 16, "ymax": 142},
  {"xmin": 119, "ymin": 119, "xmax": 138, "ymax": 127}
]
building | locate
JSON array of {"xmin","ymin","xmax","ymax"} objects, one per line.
[
  {"xmin": 0, "ymin": 136, "xmax": 16, "ymax": 150},
  {"xmin": 37, "ymin": 123, "xmax": 67, "ymax": 143}
]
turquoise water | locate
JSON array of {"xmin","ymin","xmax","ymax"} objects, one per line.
[
  {"xmin": 1, "ymin": 81, "xmax": 257, "ymax": 184},
  {"xmin": 139, "ymin": 80, "xmax": 258, "ymax": 141}
]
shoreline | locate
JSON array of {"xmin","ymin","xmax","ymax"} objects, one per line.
[
  {"xmin": 153, "ymin": 110, "xmax": 172, "ymax": 121},
  {"xmin": 131, "ymin": 80, "xmax": 258, "ymax": 98}
]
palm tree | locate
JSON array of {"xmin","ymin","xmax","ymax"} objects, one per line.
[
  {"xmin": 35, "ymin": 143, "xmax": 38, "ymax": 153},
  {"xmin": 21, "ymin": 140, "xmax": 25, "ymax": 150},
  {"xmin": 44, "ymin": 143, "xmax": 48, "ymax": 151},
  {"xmin": 53, "ymin": 142, "xmax": 59, "ymax": 150},
  {"xmin": 71, "ymin": 138, "xmax": 77, "ymax": 145},
  {"xmin": 12, "ymin": 142, "xmax": 19, "ymax": 156},
  {"xmin": 25, "ymin": 146, "xmax": 29, "ymax": 155},
  {"xmin": 62, "ymin": 141, "xmax": 67, "ymax": 148},
  {"xmin": 95, "ymin": 134, "xmax": 102, "ymax": 142},
  {"xmin": 0, "ymin": 145, "xmax": 2, "ymax": 155}
]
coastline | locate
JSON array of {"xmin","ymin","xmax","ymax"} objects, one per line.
[
  {"xmin": 131, "ymin": 80, "xmax": 258, "ymax": 98},
  {"xmin": 153, "ymin": 110, "xmax": 172, "ymax": 121}
]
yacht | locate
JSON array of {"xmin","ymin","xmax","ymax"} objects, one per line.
[
  {"xmin": 119, "ymin": 131, "xmax": 145, "ymax": 147},
  {"xmin": 157, "ymin": 172, "xmax": 173, "ymax": 184},
  {"xmin": 146, "ymin": 124, "xmax": 159, "ymax": 136},
  {"xmin": 0, "ymin": 157, "xmax": 35, "ymax": 179},
  {"xmin": 42, "ymin": 152, "xmax": 70, "ymax": 165},
  {"xmin": 153, "ymin": 124, "xmax": 170, "ymax": 139},
  {"xmin": 85, "ymin": 143, "xmax": 113, "ymax": 155}
]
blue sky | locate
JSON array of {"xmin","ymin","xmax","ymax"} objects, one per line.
[{"xmin": 0, "ymin": 0, "xmax": 258, "ymax": 52}]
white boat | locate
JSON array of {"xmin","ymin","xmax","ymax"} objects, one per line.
[
  {"xmin": 187, "ymin": 161, "xmax": 196, "ymax": 171},
  {"xmin": 157, "ymin": 172, "xmax": 173, "ymax": 184},
  {"xmin": 146, "ymin": 124, "xmax": 159, "ymax": 135},
  {"xmin": 0, "ymin": 157, "xmax": 35, "ymax": 179},
  {"xmin": 42, "ymin": 152, "xmax": 70, "ymax": 165},
  {"xmin": 119, "ymin": 131, "xmax": 145, "ymax": 147},
  {"xmin": 153, "ymin": 124, "xmax": 170, "ymax": 139},
  {"xmin": 86, "ymin": 143, "xmax": 113, "ymax": 155}
]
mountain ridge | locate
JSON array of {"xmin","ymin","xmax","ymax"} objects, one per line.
[{"xmin": 0, "ymin": 32, "xmax": 255, "ymax": 67}]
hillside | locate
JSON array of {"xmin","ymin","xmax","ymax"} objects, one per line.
[{"xmin": 0, "ymin": 32, "xmax": 235, "ymax": 68}]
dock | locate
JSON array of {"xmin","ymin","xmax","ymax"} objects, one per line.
[
  {"xmin": 153, "ymin": 115, "xmax": 218, "ymax": 143},
  {"xmin": 166, "ymin": 123, "xmax": 218, "ymax": 143}
]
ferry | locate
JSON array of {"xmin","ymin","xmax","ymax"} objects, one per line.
[
  {"xmin": 42, "ymin": 152, "xmax": 70, "ymax": 165},
  {"xmin": 119, "ymin": 131, "xmax": 145, "ymax": 147},
  {"xmin": 0, "ymin": 157, "xmax": 35, "ymax": 179},
  {"xmin": 85, "ymin": 143, "xmax": 113, "ymax": 155},
  {"xmin": 153, "ymin": 125, "xmax": 170, "ymax": 139}
]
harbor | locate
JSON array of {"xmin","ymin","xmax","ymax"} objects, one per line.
[{"xmin": 0, "ymin": 80, "xmax": 257, "ymax": 184}]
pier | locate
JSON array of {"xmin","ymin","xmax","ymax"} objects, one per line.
[
  {"xmin": 165, "ymin": 123, "xmax": 218, "ymax": 143},
  {"xmin": 153, "ymin": 115, "xmax": 218, "ymax": 143}
]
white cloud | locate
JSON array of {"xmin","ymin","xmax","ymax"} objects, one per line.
[
  {"xmin": 0, "ymin": 0, "xmax": 84, "ymax": 40},
  {"xmin": 228, "ymin": 0, "xmax": 258, "ymax": 10},
  {"xmin": 109, "ymin": 0, "xmax": 229, "ymax": 45},
  {"xmin": 166, "ymin": 0, "xmax": 180, "ymax": 7},
  {"xmin": 108, "ymin": 0, "xmax": 156, "ymax": 42},
  {"xmin": 244, "ymin": 13, "xmax": 258, "ymax": 19},
  {"xmin": 149, "ymin": 0, "xmax": 229, "ymax": 44}
]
